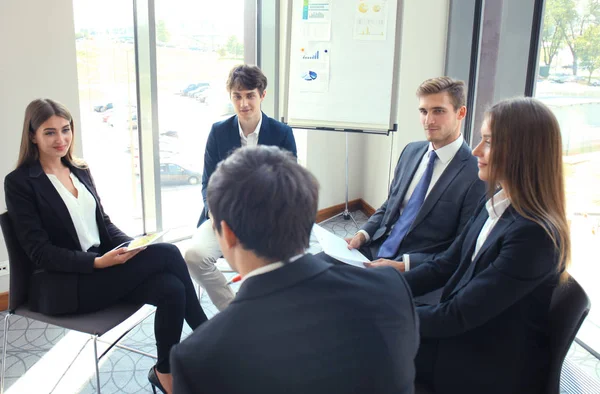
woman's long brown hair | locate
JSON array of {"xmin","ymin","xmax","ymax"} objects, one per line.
[
  {"xmin": 486, "ymin": 97, "xmax": 570, "ymax": 282},
  {"xmin": 17, "ymin": 98, "xmax": 86, "ymax": 169}
]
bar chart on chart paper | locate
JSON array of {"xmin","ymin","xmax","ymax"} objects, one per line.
[{"xmin": 303, "ymin": 50, "xmax": 320, "ymax": 60}]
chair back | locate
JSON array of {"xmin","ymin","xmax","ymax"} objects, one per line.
[
  {"xmin": 0, "ymin": 212, "xmax": 34, "ymax": 311},
  {"xmin": 546, "ymin": 273, "xmax": 591, "ymax": 393}
]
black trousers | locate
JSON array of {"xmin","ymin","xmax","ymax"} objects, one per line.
[{"xmin": 76, "ymin": 243, "xmax": 208, "ymax": 373}]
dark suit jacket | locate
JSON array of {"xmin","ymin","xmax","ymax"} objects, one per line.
[
  {"xmin": 403, "ymin": 201, "xmax": 559, "ymax": 394},
  {"xmin": 361, "ymin": 140, "xmax": 485, "ymax": 267},
  {"xmin": 171, "ymin": 254, "xmax": 419, "ymax": 394},
  {"xmin": 4, "ymin": 160, "xmax": 132, "ymax": 315},
  {"xmin": 198, "ymin": 112, "xmax": 297, "ymax": 226}
]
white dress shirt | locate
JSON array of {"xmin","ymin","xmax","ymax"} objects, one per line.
[
  {"xmin": 359, "ymin": 135, "xmax": 464, "ymax": 270},
  {"xmin": 241, "ymin": 253, "xmax": 305, "ymax": 284},
  {"xmin": 472, "ymin": 189, "xmax": 511, "ymax": 260},
  {"xmin": 47, "ymin": 173, "xmax": 101, "ymax": 252},
  {"xmin": 238, "ymin": 115, "xmax": 263, "ymax": 147}
]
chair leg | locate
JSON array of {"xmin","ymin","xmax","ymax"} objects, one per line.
[
  {"xmin": 1, "ymin": 313, "xmax": 12, "ymax": 394},
  {"xmin": 93, "ymin": 335, "xmax": 101, "ymax": 394}
]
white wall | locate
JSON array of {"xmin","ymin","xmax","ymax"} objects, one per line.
[{"xmin": 0, "ymin": 0, "xmax": 81, "ymax": 293}]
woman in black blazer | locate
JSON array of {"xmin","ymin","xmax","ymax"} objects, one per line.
[
  {"xmin": 4, "ymin": 99, "xmax": 207, "ymax": 394},
  {"xmin": 402, "ymin": 97, "xmax": 571, "ymax": 393}
]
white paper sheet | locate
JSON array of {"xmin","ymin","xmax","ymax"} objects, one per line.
[
  {"xmin": 353, "ymin": 0, "xmax": 388, "ymax": 40},
  {"xmin": 313, "ymin": 224, "xmax": 368, "ymax": 268}
]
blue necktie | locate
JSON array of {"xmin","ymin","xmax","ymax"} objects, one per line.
[{"xmin": 377, "ymin": 150, "xmax": 438, "ymax": 259}]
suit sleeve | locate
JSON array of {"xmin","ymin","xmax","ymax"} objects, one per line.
[
  {"xmin": 282, "ymin": 126, "xmax": 297, "ymax": 158},
  {"xmin": 407, "ymin": 179, "xmax": 487, "ymax": 268},
  {"xmin": 360, "ymin": 145, "xmax": 410, "ymax": 239},
  {"xmin": 86, "ymin": 168, "xmax": 132, "ymax": 247},
  {"xmin": 4, "ymin": 173, "xmax": 96, "ymax": 274},
  {"xmin": 401, "ymin": 199, "xmax": 486, "ymax": 296},
  {"xmin": 457, "ymin": 177, "xmax": 486, "ymax": 239},
  {"xmin": 201, "ymin": 125, "xmax": 219, "ymax": 216},
  {"xmin": 171, "ymin": 345, "xmax": 193, "ymax": 394},
  {"xmin": 416, "ymin": 221, "xmax": 558, "ymax": 339}
]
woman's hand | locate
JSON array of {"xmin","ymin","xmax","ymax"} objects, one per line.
[{"xmin": 94, "ymin": 247, "xmax": 145, "ymax": 269}]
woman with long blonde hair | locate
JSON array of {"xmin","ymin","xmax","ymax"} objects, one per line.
[
  {"xmin": 5, "ymin": 99, "xmax": 207, "ymax": 394},
  {"xmin": 403, "ymin": 97, "xmax": 569, "ymax": 394}
]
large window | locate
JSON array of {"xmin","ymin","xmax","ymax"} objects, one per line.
[
  {"xmin": 74, "ymin": 0, "xmax": 248, "ymax": 239},
  {"xmin": 154, "ymin": 0, "xmax": 244, "ymax": 239},
  {"xmin": 74, "ymin": 0, "xmax": 142, "ymax": 236},
  {"xmin": 536, "ymin": 0, "xmax": 600, "ymax": 351}
]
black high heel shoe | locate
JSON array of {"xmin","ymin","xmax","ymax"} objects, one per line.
[{"xmin": 148, "ymin": 366, "xmax": 167, "ymax": 394}]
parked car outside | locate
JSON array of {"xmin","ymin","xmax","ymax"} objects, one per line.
[
  {"xmin": 160, "ymin": 163, "xmax": 201, "ymax": 185},
  {"xmin": 181, "ymin": 82, "xmax": 210, "ymax": 96},
  {"xmin": 93, "ymin": 102, "xmax": 113, "ymax": 112}
]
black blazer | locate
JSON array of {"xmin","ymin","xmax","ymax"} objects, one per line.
[
  {"xmin": 198, "ymin": 112, "xmax": 297, "ymax": 226},
  {"xmin": 361, "ymin": 140, "xmax": 485, "ymax": 267},
  {"xmin": 403, "ymin": 201, "xmax": 560, "ymax": 394},
  {"xmin": 171, "ymin": 254, "xmax": 419, "ymax": 394},
  {"xmin": 4, "ymin": 160, "xmax": 132, "ymax": 315}
]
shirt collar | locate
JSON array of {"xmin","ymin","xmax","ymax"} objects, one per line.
[
  {"xmin": 428, "ymin": 134, "xmax": 464, "ymax": 164},
  {"xmin": 238, "ymin": 113, "xmax": 263, "ymax": 142},
  {"xmin": 241, "ymin": 253, "xmax": 305, "ymax": 283},
  {"xmin": 485, "ymin": 189, "xmax": 511, "ymax": 220}
]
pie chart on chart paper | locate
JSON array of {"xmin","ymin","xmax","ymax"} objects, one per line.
[{"xmin": 302, "ymin": 71, "xmax": 318, "ymax": 81}]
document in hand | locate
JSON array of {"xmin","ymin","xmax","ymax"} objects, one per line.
[
  {"xmin": 113, "ymin": 230, "xmax": 169, "ymax": 253},
  {"xmin": 312, "ymin": 224, "xmax": 368, "ymax": 268}
]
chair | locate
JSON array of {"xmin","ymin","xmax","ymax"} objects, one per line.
[
  {"xmin": 0, "ymin": 212, "xmax": 156, "ymax": 394},
  {"xmin": 546, "ymin": 273, "xmax": 591, "ymax": 394},
  {"xmin": 415, "ymin": 273, "xmax": 591, "ymax": 394}
]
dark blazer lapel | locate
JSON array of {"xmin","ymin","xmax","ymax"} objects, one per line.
[
  {"xmin": 409, "ymin": 142, "xmax": 470, "ymax": 231},
  {"xmin": 228, "ymin": 115, "xmax": 242, "ymax": 152},
  {"xmin": 256, "ymin": 112, "xmax": 270, "ymax": 145},
  {"xmin": 470, "ymin": 207, "xmax": 517, "ymax": 265},
  {"xmin": 447, "ymin": 207, "xmax": 517, "ymax": 298},
  {"xmin": 28, "ymin": 162, "xmax": 79, "ymax": 246},
  {"xmin": 387, "ymin": 143, "xmax": 428, "ymax": 219},
  {"xmin": 233, "ymin": 254, "xmax": 331, "ymax": 302},
  {"xmin": 69, "ymin": 166, "xmax": 109, "ymax": 240}
]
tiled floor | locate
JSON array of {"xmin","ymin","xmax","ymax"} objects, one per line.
[{"xmin": 0, "ymin": 210, "xmax": 599, "ymax": 393}]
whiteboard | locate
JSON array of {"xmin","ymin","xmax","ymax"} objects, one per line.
[{"xmin": 283, "ymin": 0, "xmax": 402, "ymax": 133}]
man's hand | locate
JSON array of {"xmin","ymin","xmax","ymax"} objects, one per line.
[
  {"xmin": 94, "ymin": 247, "xmax": 145, "ymax": 269},
  {"xmin": 345, "ymin": 232, "xmax": 366, "ymax": 250},
  {"xmin": 364, "ymin": 258, "xmax": 405, "ymax": 272}
]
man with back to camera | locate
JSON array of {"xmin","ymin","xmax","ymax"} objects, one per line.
[
  {"xmin": 184, "ymin": 64, "xmax": 297, "ymax": 311},
  {"xmin": 170, "ymin": 146, "xmax": 419, "ymax": 394},
  {"xmin": 324, "ymin": 77, "xmax": 485, "ymax": 277}
]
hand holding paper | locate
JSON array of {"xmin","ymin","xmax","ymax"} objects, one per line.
[{"xmin": 312, "ymin": 224, "xmax": 368, "ymax": 268}]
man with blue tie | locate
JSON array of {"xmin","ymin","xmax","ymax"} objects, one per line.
[
  {"xmin": 347, "ymin": 77, "xmax": 485, "ymax": 274},
  {"xmin": 184, "ymin": 65, "xmax": 297, "ymax": 311}
]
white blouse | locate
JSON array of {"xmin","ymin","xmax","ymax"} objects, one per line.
[
  {"xmin": 47, "ymin": 173, "xmax": 101, "ymax": 252},
  {"xmin": 472, "ymin": 189, "xmax": 511, "ymax": 260}
]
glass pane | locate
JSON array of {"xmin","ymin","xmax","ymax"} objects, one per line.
[
  {"xmin": 536, "ymin": 0, "xmax": 600, "ymax": 348},
  {"xmin": 73, "ymin": 0, "xmax": 143, "ymax": 236},
  {"xmin": 154, "ymin": 0, "xmax": 244, "ymax": 240}
]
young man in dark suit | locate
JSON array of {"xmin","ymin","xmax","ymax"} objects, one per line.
[
  {"xmin": 344, "ymin": 77, "xmax": 485, "ymax": 274},
  {"xmin": 171, "ymin": 146, "xmax": 419, "ymax": 394},
  {"xmin": 184, "ymin": 65, "xmax": 297, "ymax": 311}
]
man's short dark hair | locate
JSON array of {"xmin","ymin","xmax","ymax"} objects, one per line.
[
  {"xmin": 226, "ymin": 64, "xmax": 268, "ymax": 93},
  {"xmin": 207, "ymin": 146, "xmax": 319, "ymax": 261}
]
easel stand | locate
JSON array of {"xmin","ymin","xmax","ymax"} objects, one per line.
[{"xmin": 319, "ymin": 132, "xmax": 359, "ymax": 229}]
